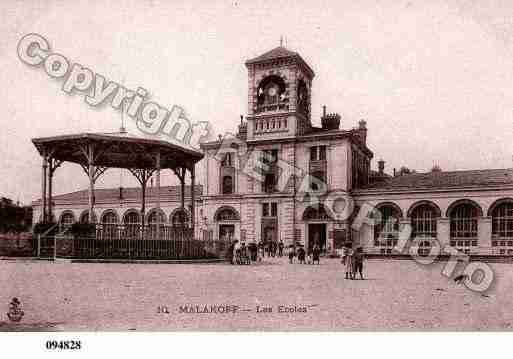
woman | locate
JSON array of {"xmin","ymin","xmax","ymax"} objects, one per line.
[{"xmin": 344, "ymin": 246, "xmax": 354, "ymax": 279}]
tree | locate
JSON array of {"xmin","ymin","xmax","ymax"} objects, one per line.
[{"xmin": 0, "ymin": 197, "xmax": 32, "ymax": 233}]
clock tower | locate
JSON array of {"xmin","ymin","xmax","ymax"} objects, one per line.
[{"xmin": 245, "ymin": 46, "xmax": 315, "ymax": 141}]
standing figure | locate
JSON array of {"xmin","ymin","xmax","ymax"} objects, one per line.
[
  {"xmin": 344, "ymin": 246, "xmax": 354, "ymax": 279},
  {"xmin": 297, "ymin": 246, "xmax": 306, "ymax": 264},
  {"xmin": 288, "ymin": 246, "xmax": 296, "ymax": 264},
  {"xmin": 257, "ymin": 241, "xmax": 264, "ymax": 259},
  {"xmin": 278, "ymin": 240, "xmax": 284, "ymax": 257},
  {"xmin": 352, "ymin": 247, "xmax": 365, "ymax": 279},
  {"xmin": 312, "ymin": 243, "xmax": 321, "ymax": 265},
  {"xmin": 233, "ymin": 240, "xmax": 241, "ymax": 265}
]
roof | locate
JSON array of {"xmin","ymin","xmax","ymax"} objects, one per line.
[
  {"xmin": 32, "ymin": 185, "xmax": 203, "ymax": 206},
  {"xmin": 245, "ymin": 46, "xmax": 315, "ymax": 77},
  {"xmin": 32, "ymin": 132, "xmax": 203, "ymax": 170},
  {"xmin": 246, "ymin": 46, "xmax": 300, "ymax": 64},
  {"xmin": 358, "ymin": 168, "xmax": 513, "ymax": 193}
]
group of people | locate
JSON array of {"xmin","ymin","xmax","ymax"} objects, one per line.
[
  {"xmin": 229, "ymin": 239, "xmax": 286, "ymax": 264},
  {"xmin": 229, "ymin": 239, "xmax": 366, "ymax": 280},
  {"xmin": 288, "ymin": 243, "xmax": 321, "ymax": 265},
  {"xmin": 258, "ymin": 240, "xmax": 285, "ymax": 258},
  {"xmin": 342, "ymin": 246, "xmax": 365, "ymax": 280}
]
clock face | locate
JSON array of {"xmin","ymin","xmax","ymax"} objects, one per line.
[{"xmin": 268, "ymin": 86, "xmax": 278, "ymax": 97}]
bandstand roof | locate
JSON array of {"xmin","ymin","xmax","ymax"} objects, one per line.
[{"xmin": 32, "ymin": 132, "xmax": 203, "ymax": 170}]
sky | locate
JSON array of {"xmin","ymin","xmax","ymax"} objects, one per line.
[{"xmin": 1, "ymin": 0, "xmax": 513, "ymax": 204}]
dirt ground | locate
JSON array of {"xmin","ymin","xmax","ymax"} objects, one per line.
[{"xmin": 0, "ymin": 257, "xmax": 511, "ymax": 331}]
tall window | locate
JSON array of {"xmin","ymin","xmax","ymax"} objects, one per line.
[
  {"xmin": 123, "ymin": 211, "xmax": 140, "ymax": 239},
  {"xmin": 262, "ymin": 202, "xmax": 278, "ymax": 217},
  {"xmin": 147, "ymin": 210, "xmax": 165, "ymax": 239},
  {"xmin": 262, "ymin": 149, "xmax": 278, "ymax": 164},
  {"xmin": 261, "ymin": 149, "xmax": 278, "ymax": 193},
  {"xmin": 410, "ymin": 204, "xmax": 438, "ymax": 257},
  {"xmin": 222, "ymin": 176, "xmax": 233, "ymax": 194},
  {"xmin": 449, "ymin": 202, "xmax": 480, "ymax": 251},
  {"xmin": 263, "ymin": 173, "xmax": 276, "ymax": 193},
  {"xmin": 411, "ymin": 204, "xmax": 438, "ymax": 239},
  {"xmin": 172, "ymin": 209, "xmax": 189, "ymax": 228},
  {"xmin": 374, "ymin": 204, "xmax": 401, "ymax": 254},
  {"xmin": 102, "ymin": 211, "xmax": 118, "ymax": 239},
  {"xmin": 310, "ymin": 146, "xmax": 326, "ymax": 161},
  {"xmin": 491, "ymin": 201, "xmax": 513, "ymax": 253},
  {"xmin": 221, "ymin": 153, "xmax": 233, "ymax": 167},
  {"xmin": 60, "ymin": 212, "xmax": 75, "ymax": 229},
  {"xmin": 310, "ymin": 171, "xmax": 326, "ymax": 191},
  {"xmin": 80, "ymin": 211, "xmax": 97, "ymax": 224}
]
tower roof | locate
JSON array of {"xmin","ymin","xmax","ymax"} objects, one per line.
[{"xmin": 245, "ymin": 46, "xmax": 314, "ymax": 77}]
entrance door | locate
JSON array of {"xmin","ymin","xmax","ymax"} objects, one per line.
[
  {"xmin": 308, "ymin": 224, "xmax": 326, "ymax": 254},
  {"xmin": 219, "ymin": 224, "xmax": 235, "ymax": 241}
]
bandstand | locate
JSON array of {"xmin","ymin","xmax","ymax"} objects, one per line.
[{"xmin": 31, "ymin": 132, "xmax": 226, "ymax": 260}]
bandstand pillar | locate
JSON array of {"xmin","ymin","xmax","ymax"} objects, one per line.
[
  {"xmin": 191, "ymin": 166, "xmax": 196, "ymax": 235},
  {"xmin": 180, "ymin": 171, "xmax": 185, "ymax": 211},
  {"xmin": 156, "ymin": 152, "xmax": 161, "ymax": 237},
  {"xmin": 87, "ymin": 145, "xmax": 95, "ymax": 223},
  {"xmin": 156, "ymin": 152, "xmax": 161, "ymax": 211},
  {"xmin": 41, "ymin": 155, "xmax": 48, "ymax": 223},
  {"xmin": 48, "ymin": 164, "xmax": 53, "ymax": 222}
]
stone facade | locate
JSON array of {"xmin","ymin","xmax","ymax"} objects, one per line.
[{"xmin": 32, "ymin": 46, "xmax": 513, "ymax": 257}]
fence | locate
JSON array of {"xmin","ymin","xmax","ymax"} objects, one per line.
[{"xmin": 37, "ymin": 224, "xmax": 231, "ymax": 260}]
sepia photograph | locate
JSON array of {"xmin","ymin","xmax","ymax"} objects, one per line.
[{"xmin": 1, "ymin": 0, "xmax": 513, "ymax": 355}]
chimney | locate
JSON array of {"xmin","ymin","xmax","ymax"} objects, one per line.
[
  {"xmin": 321, "ymin": 106, "xmax": 341, "ymax": 130},
  {"xmin": 378, "ymin": 159, "xmax": 385, "ymax": 175},
  {"xmin": 237, "ymin": 115, "xmax": 247, "ymax": 140},
  {"xmin": 358, "ymin": 119, "xmax": 367, "ymax": 144}
]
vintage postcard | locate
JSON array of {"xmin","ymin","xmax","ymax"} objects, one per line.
[{"xmin": 1, "ymin": 0, "xmax": 513, "ymax": 354}]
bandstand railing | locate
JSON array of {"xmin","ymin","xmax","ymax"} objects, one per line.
[{"xmin": 42, "ymin": 224, "xmax": 230, "ymax": 260}]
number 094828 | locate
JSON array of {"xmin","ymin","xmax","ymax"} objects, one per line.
[{"xmin": 45, "ymin": 340, "xmax": 82, "ymax": 350}]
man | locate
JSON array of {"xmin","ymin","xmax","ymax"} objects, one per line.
[
  {"xmin": 278, "ymin": 239, "xmax": 284, "ymax": 257},
  {"xmin": 312, "ymin": 243, "xmax": 321, "ymax": 265}
]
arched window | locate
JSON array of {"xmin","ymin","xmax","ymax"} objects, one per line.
[
  {"xmin": 59, "ymin": 212, "xmax": 75, "ymax": 228},
  {"xmin": 221, "ymin": 153, "xmax": 233, "ymax": 167},
  {"xmin": 123, "ymin": 211, "xmax": 140, "ymax": 225},
  {"xmin": 302, "ymin": 205, "xmax": 332, "ymax": 221},
  {"xmin": 222, "ymin": 176, "xmax": 233, "ymax": 194},
  {"xmin": 101, "ymin": 211, "xmax": 119, "ymax": 239},
  {"xmin": 491, "ymin": 200, "xmax": 513, "ymax": 252},
  {"xmin": 257, "ymin": 75, "xmax": 286, "ymax": 105},
  {"xmin": 410, "ymin": 203, "xmax": 439, "ymax": 257},
  {"xmin": 148, "ymin": 210, "xmax": 165, "ymax": 225},
  {"xmin": 449, "ymin": 201, "xmax": 481, "ymax": 251},
  {"xmin": 147, "ymin": 210, "xmax": 165, "ymax": 240},
  {"xmin": 102, "ymin": 211, "xmax": 118, "ymax": 225},
  {"xmin": 297, "ymin": 79, "xmax": 309, "ymax": 116},
  {"xmin": 171, "ymin": 208, "xmax": 189, "ymax": 228},
  {"xmin": 215, "ymin": 207, "xmax": 239, "ymax": 221},
  {"xmin": 79, "ymin": 211, "xmax": 97, "ymax": 224},
  {"xmin": 410, "ymin": 203, "xmax": 439, "ymax": 239},
  {"xmin": 123, "ymin": 210, "xmax": 140, "ymax": 239},
  {"xmin": 374, "ymin": 204, "xmax": 402, "ymax": 254}
]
